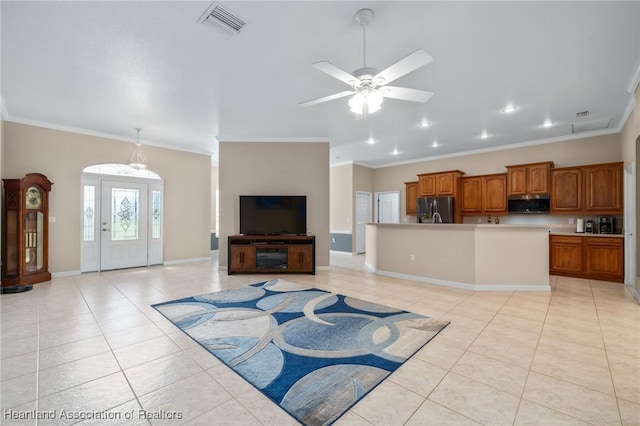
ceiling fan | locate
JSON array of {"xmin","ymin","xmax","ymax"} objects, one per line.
[{"xmin": 300, "ymin": 8, "xmax": 434, "ymax": 118}]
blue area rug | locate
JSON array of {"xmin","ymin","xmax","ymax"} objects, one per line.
[{"xmin": 152, "ymin": 279, "xmax": 449, "ymax": 426}]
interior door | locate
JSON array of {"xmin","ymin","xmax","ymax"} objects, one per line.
[
  {"xmin": 100, "ymin": 180, "xmax": 149, "ymax": 270},
  {"xmin": 355, "ymin": 192, "xmax": 372, "ymax": 254},
  {"xmin": 376, "ymin": 192, "xmax": 400, "ymax": 224}
]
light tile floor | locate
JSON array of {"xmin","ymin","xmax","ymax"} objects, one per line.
[{"xmin": 1, "ymin": 253, "xmax": 639, "ymax": 425}]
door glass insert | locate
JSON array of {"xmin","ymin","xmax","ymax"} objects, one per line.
[
  {"xmin": 111, "ymin": 188, "xmax": 139, "ymax": 240},
  {"xmin": 152, "ymin": 190, "xmax": 161, "ymax": 238},
  {"xmin": 83, "ymin": 185, "xmax": 96, "ymax": 241}
]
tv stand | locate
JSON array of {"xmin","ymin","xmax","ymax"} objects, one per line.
[{"xmin": 228, "ymin": 235, "xmax": 315, "ymax": 275}]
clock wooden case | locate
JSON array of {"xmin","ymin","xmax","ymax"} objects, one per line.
[{"xmin": 2, "ymin": 173, "xmax": 53, "ymax": 288}]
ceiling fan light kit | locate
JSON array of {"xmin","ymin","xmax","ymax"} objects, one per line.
[{"xmin": 300, "ymin": 8, "xmax": 434, "ymax": 119}]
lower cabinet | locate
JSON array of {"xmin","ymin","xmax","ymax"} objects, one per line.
[
  {"xmin": 549, "ymin": 235, "xmax": 623, "ymax": 282},
  {"xmin": 549, "ymin": 236, "xmax": 583, "ymax": 274},
  {"xmin": 228, "ymin": 235, "xmax": 315, "ymax": 275},
  {"xmin": 585, "ymin": 237, "xmax": 624, "ymax": 281}
]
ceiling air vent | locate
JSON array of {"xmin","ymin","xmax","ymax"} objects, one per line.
[
  {"xmin": 198, "ymin": 3, "xmax": 246, "ymax": 35},
  {"xmin": 575, "ymin": 111, "xmax": 590, "ymax": 118},
  {"xmin": 571, "ymin": 117, "xmax": 610, "ymax": 134}
]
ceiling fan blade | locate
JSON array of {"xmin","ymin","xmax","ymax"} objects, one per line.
[
  {"xmin": 312, "ymin": 61, "xmax": 361, "ymax": 87},
  {"xmin": 299, "ymin": 90, "xmax": 356, "ymax": 107},
  {"xmin": 374, "ymin": 49, "xmax": 433, "ymax": 86},
  {"xmin": 381, "ymin": 86, "xmax": 434, "ymax": 103}
]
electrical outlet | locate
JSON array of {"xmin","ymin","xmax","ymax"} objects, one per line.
[
  {"xmin": 477, "ymin": 218, "xmax": 482, "ymax": 223},
  {"xmin": 409, "ymin": 254, "xmax": 415, "ymax": 261},
  {"xmin": 569, "ymin": 218, "xmax": 575, "ymax": 224}
]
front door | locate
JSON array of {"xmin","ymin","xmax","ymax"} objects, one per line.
[{"xmin": 100, "ymin": 180, "xmax": 149, "ymax": 270}]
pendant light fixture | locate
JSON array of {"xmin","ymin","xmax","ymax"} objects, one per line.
[{"xmin": 127, "ymin": 128, "xmax": 148, "ymax": 170}]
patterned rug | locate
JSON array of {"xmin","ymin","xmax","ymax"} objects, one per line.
[{"xmin": 152, "ymin": 279, "xmax": 449, "ymax": 426}]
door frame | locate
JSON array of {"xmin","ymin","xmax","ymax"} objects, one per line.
[
  {"xmin": 81, "ymin": 170, "xmax": 164, "ymax": 272},
  {"xmin": 355, "ymin": 191, "xmax": 372, "ymax": 254},
  {"xmin": 624, "ymin": 162, "xmax": 636, "ymax": 287}
]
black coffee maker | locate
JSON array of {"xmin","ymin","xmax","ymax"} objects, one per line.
[
  {"xmin": 585, "ymin": 219, "xmax": 593, "ymax": 233},
  {"xmin": 598, "ymin": 217, "xmax": 615, "ymax": 234}
]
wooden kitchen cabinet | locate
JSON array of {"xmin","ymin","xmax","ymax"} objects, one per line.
[
  {"xmin": 484, "ymin": 174, "xmax": 508, "ymax": 213},
  {"xmin": 549, "ymin": 235, "xmax": 623, "ymax": 282},
  {"xmin": 506, "ymin": 161, "xmax": 553, "ymax": 195},
  {"xmin": 584, "ymin": 162, "xmax": 623, "ymax": 214},
  {"xmin": 417, "ymin": 171, "xmax": 464, "ymax": 197},
  {"xmin": 585, "ymin": 237, "xmax": 624, "ymax": 281},
  {"xmin": 550, "ymin": 235, "xmax": 584, "ymax": 275},
  {"xmin": 551, "ymin": 167, "xmax": 583, "ymax": 213},
  {"xmin": 419, "ymin": 174, "xmax": 436, "ymax": 196},
  {"xmin": 461, "ymin": 174, "xmax": 507, "ymax": 214},
  {"xmin": 461, "ymin": 177, "xmax": 483, "ymax": 214},
  {"xmin": 405, "ymin": 181, "xmax": 418, "ymax": 215}
]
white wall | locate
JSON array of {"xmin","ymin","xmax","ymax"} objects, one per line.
[
  {"xmin": 218, "ymin": 141, "xmax": 330, "ymax": 268},
  {"xmin": 2, "ymin": 122, "xmax": 211, "ymax": 273}
]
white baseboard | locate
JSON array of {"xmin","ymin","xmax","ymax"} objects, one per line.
[
  {"xmin": 163, "ymin": 257, "xmax": 212, "ymax": 266},
  {"xmin": 628, "ymin": 283, "xmax": 640, "ymax": 304},
  {"xmin": 52, "ymin": 270, "xmax": 81, "ymax": 278},
  {"xmin": 365, "ymin": 263, "xmax": 550, "ymax": 292}
]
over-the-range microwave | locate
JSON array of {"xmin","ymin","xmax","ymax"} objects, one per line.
[{"xmin": 507, "ymin": 195, "xmax": 550, "ymax": 214}]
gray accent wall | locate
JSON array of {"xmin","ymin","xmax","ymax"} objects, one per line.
[{"xmin": 330, "ymin": 233, "xmax": 352, "ymax": 253}]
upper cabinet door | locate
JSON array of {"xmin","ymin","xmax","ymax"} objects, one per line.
[
  {"xmin": 419, "ymin": 174, "xmax": 436, "ymax": 196},
  {"xmin": 507, "ymin": 166, "xmax": 527, "ymax": 195},
  {"xmin": 405, "ymin": 181, "xmax": 418, "ymax": 215},
  {"xmin": 551, "ymin": 168, "xmax": 583, "ymax": 213},
  {"xmin": 584, "ymin": 163, "xmax": 623, "ymax": 214},
  {"xmin": 461, "ymin": 177, "xmax": 483, "ymax": 214},
  {"xmin": 483, "ymin": 174, "xmax": 507, "ymax": 213},
  {"xmin": 528, "ymin": 163, "xmax": 551, "ymax": 194},
  {"xmin": 437, "ymin": 173, "xmax": 456, "ymax": 195},
  {"xmin": 507, "ymin": 162, "xmax": 552, "ymax": 195}
]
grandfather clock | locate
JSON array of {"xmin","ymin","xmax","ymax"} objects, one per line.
[{"xmin": 2, "ymin": 173, "xmax": 53, "ymax": 292}]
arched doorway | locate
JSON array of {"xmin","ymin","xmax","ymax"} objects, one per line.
[{"xmin": 81, "ymin": 164, "xmax": 164, "ymax": 272}]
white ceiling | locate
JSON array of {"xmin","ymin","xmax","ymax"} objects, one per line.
[{"xmin": 2, "ymin": 1, "xmax": 639, "ymax": 167}]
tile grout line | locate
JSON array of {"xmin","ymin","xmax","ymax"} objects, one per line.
[
  {"xmin": 70, "ymin": 273, "xmax": 152, "ymax": 425},
  {"xmin": 589, "ymin": 279, "xmax": 625, "ymax": 426}
]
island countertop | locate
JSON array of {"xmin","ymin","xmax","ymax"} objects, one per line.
[{"xmin": 365, "ymin": 223, "xmax": 550, "ymax": 291}]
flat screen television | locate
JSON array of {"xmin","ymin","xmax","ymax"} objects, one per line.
[{"xmin": 240, "ymin": 195, "xmax": 307, "ymax": 236}]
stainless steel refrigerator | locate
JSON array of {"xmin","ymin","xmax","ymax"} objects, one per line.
[{"xmin": 417, "ymin": 197, "xmax": 454, "ymax": 223}]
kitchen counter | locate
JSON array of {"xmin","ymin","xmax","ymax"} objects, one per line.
[
  {"xmin": 549, "ymin": 231, "xmax": 624, "ymax": 238},
  {"xmin": 365, "ymin": 223, "xmax": 550, "ymax": 291}
]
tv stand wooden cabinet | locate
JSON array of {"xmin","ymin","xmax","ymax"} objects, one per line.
[{"xmin": 228, "ymin": 235, "xmax": 315, "ymax": 275}]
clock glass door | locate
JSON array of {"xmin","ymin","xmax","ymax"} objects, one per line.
[
  {"xmin": 100, "ymin": 180, "xmax": 148, "ymax": 270},
  {"xmin": 24, "ymin": 211, "xmax": 44, "ymax": 272}
]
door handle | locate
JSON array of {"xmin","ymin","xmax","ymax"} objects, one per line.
[{"xmin": 102, "ymin": 228, "xmax": 110, "ymax": 231}]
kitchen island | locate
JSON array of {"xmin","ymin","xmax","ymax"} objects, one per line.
[{"xmin": 365, "ymin": 223, "xmax": 550, "ymax": 291}]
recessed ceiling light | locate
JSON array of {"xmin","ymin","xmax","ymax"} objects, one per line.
[
  {"xmin": 502, "ymin": 104, "xmax": 518, "ymax": 114},
  {"xmin": 432, "ymin": 141, "xmax": 439, "ymax": 148},
  {"xmin": 542, "ymin": 119, "xmax": 554, "ymax": 128},
  {"xmin": 479, "ymin": 130, "xmax": 489, "ymax": 139},
  {"xmin": 420, "ymin": 120, "xmax": 430, "ymax": 128},
  {"xmin": 368, "ymin": 137, "xmax": 375, "ymax": 144},
  {"xmin": 392, "ymin": 148, "xmax": 399, "ymax": 155}
]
